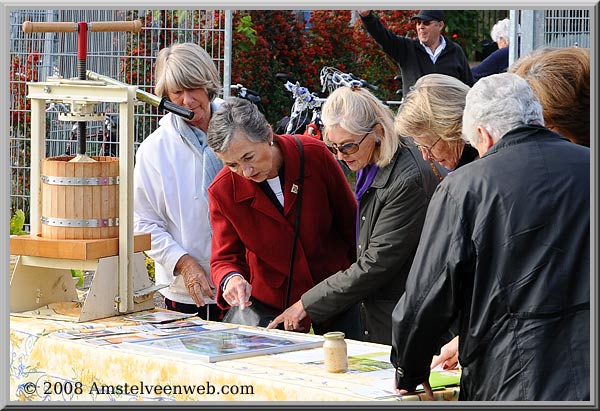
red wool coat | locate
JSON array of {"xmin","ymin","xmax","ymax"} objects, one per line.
[{"xmin": 208, "ymin": 134, "xmax": 357, "ymax": 329}]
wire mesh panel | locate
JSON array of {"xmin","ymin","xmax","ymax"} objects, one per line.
[
  {"xmin": 516, "ymin": 8, "xmax": 591, "ymax": 57},
  {"xmin": 9, "ymin": 9, "xmax": 229, "ymax": 226},
  {"xmin": 544, "ymin": 9, "xmax": 590, "ymax": 48}
]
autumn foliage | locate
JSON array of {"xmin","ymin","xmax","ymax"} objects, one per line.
[{"xmin": 228, "ymin": 10, "xmax": 416, "ymax": 123}]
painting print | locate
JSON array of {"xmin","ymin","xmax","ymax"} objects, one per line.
[{"xmin": 123, "ymin": 328, "xmax": 323, "ymax": 362}]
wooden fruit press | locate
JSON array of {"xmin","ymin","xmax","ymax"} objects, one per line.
[{"xmin": 9, "ymin": 20, "xmax": 193, "ymax": 322}]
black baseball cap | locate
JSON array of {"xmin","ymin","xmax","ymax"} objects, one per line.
[{"xmin": 410, "ymin": 10, "xmax": 445, "ymax": 22}]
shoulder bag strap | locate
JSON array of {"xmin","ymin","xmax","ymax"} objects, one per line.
[{"xmin": 284, "ymin": 136, "xmax": 304, "ymax": 308}]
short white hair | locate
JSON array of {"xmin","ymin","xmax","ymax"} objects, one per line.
[
  {"xmin": 462, "ymin": 73, "xmax": 544, "ymax": 146},
  {"xmin": 491, "ymin": 18, "xmax": 511, "ymax": 45}
]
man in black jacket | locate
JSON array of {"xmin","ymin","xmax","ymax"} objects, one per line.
[
  {"xmin": 359, "ymin": 10, "xmax": 474, "ymax": 98},
  {"xmin": 390, "ymin": 72, "xmax": 590, "ymax": 400}
]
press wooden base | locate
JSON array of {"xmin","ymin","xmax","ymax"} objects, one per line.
[{"xmin": 9, "ymin": 234, "xmax": 159, "ymax": 322}]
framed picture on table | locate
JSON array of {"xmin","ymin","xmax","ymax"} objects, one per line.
[{"xmin": 122, "ymin": 327, "xmax": 323, "ymax": 362}]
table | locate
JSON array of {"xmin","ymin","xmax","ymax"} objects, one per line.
[{"xmin": 9, "ymin": 308, "xmax": 460, "ymax": 402}]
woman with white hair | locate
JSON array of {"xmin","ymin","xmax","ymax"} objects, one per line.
[
  {"xmin": 471, "ymin": 18, "xmax": 513, "ymax": 81},
  {"xmin": 267, "ymin": 86, "xmax": 442, "ymax": 344}
]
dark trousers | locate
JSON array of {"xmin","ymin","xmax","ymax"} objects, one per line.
[{"xmin": 164, "ymin": 297, "xmax": 225, "ymax": 322}]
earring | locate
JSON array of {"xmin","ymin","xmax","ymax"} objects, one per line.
[{"xmin": 269, "ymin": 140, "xmax": 274, "ymax": 146}]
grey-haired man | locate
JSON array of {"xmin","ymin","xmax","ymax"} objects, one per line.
[{"xmin": 359, "ymin": 10, "xmax": 474, "ymax": 98}]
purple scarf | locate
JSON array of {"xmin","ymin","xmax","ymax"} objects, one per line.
[{"xmin": 354, "ymin": 163, "xmax": 379, "ymax": 241}]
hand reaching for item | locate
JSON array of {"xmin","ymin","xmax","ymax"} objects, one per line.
[
  {"xmin": 222, "ymin": 274, "xmax": 252, "ymax": 310},
  {"xmin": 430, "ymin": 335, "xmax": 460, "ymax": 370},
  {"xmin": 267, "ymin": 299, "xmax": 307, "ymax": 331}
]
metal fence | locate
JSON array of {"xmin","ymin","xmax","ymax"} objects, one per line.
[
  {"xmin": 510, "ymin": 9, "xmax": 591, "ymax": 64},
  {"xmin": 9, "ymin": 9, "xmax": 230, "ymax": 224}
]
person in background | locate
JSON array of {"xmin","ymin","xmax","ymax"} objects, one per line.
[
  {"xmin": 394, "ymin": 73, "xmax": 477, "ymax": 173},
  {"xmin": 267, "ymin": 86, "xmax": 442, "ymax": 345},
  {"xmin": 207, "ymin": 97, "xmax": 360, "ymax": 338},
  {"xmin": 133, "ymin": 42, "xmax": 225, "ymax": 321},
  {"xmin": 391, "ymin": 73, "xmax": 590, "ymax": 400},
  {"xmin": 510, "ymin": 46, "xmax": 590, "ymax": 147},
  {"xmin": 358, "ymin": 9, "xmax": 474, "ymax": 98},
  {"xmin": 471, "ymin": 18, "xmax": 513, "ymax": 81}
]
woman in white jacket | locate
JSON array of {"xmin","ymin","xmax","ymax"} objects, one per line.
[{"xmin": 133, "ymin": 43, "xmax": 224, "ymax": 320}]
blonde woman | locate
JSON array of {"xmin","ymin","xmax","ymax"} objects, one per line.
[
  {"xmin": 268, "ymin": 86, "xmax": 441, "ymax": 344},
  {"xmin": 395, "ymin": 73, "xmax": 477, "ymax": 172}
]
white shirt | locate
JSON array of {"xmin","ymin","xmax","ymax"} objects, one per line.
[
  {"xmin": 421, "ymin": 35, "xmax": 447, "ymax": 64},
  {"xmin": 266, "ymin": 176, "xmax": 284, "ymax": 207}
]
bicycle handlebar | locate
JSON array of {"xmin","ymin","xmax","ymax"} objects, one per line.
[
  {"xmin": 320, "ymin": 66, "xmax": 379, "ymax": 92},
  {"xmin": 231, "ymin": 84, "xmax": 262, "ymax": 104}
]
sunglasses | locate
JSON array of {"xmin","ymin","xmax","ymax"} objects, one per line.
[
  {"xmin": 326, "ymin": 131, "xmax": 370, "ymax": 156},
  {"xmin": 415, "ymin": 20, "xmax": 438, "ymax": 26}
]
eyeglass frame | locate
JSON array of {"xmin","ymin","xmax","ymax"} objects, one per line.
[
  {"xmin": 415, "ymin": 136, "xmax": 442, "ymax": 158},
  {"xmin": 326, "ymin": 131, "xmax": 371, "ymax": 156}
]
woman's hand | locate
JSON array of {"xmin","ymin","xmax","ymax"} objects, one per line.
[
  {"xmin": 430, "ymin": 336, "xmax": 459, "ymax": 370},
  {"xmin": 267, "ymin": 300, "xmax": 307, "ymax": 331},
  {"xmin": 176, "ymin": 254, "xmax": 215, "ymax": 307},
  {"xmin": 222, "ymin": 275, "xmax": 252, "ymax": 309}
]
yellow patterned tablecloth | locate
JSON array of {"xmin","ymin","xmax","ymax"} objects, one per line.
[{"xmin": 9, "ymin": 309, "xmax": 459, "ymax": 402}]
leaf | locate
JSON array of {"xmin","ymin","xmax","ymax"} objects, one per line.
[
  {"xmin": 10, "ymin": 209, "xmax": 27, "ymax": 235},
  {"xmin": 71, "ymin": 270, "xmax": 85, "ymax": 288}
]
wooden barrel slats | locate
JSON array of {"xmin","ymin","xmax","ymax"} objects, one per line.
[{"xmin": 41, "ymin": 156, "xmax": 119, "ymax": 240}]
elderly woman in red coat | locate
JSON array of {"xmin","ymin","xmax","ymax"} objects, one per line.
[{"xmin": 206, "ymin": 97, "xmax": 360, "ymax": 337}]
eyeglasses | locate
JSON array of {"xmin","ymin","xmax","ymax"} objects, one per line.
[
  {"xmin": 326, "ymin": 131, "xmax": 370, "ymax": 156},
  {"xmin": 415, "ymin": 136, "xmax": 441, "ymax": 158}
]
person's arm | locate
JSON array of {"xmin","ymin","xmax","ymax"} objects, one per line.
[
  {"xmin": 471, "ymin": 48, "xmax": 508, "ymax": 81},
  {"xmin": 390, "ymin": 185, "xmax": 470, "ymax": 392},
  {"xmin": 301, "ymin": 173, "xmax": 431, "ymax": 322},
  {"xmin": 208, "ymin": 184, "xmax": 252, "ymax": 310},
  {"xmin": 359, "ymin": 10, "xmax": 409, "ymax": 64}
]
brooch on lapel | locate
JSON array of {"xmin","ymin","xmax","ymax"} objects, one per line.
[{"xmin": 291, "ymin": 184, "xmax": 299, "ymax": 194}]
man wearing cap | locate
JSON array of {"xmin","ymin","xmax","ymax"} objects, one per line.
[{"xmin": 359, "ymin": 10, "xmax": 474, "ymax": 98}]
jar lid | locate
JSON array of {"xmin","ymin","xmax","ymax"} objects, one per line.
[{"xmin": 323, "ymin": 331, "xmax": 345, "ymax": 340}]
